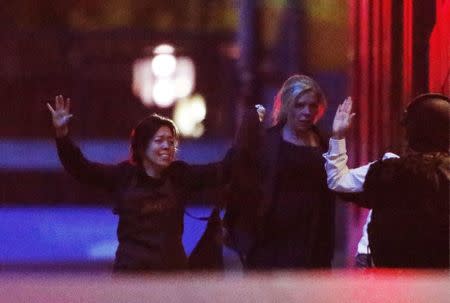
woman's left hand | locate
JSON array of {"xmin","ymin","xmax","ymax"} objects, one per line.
[
  {"xmin": 255, "ymin": 104, "xmax": 266, "ymax": 122},
  {"xmin": 332, "ymin": 97, "xmax": 355, "ymax": 139}
]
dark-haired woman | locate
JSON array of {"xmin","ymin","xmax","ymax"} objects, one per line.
[{"xmin": 48, "ymin": 95, "xmax": 230, "ymax": 272}]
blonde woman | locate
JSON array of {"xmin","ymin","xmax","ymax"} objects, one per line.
[{"xmin": 225, "ymin": 75, "xmax": 336, "ymax": 269}]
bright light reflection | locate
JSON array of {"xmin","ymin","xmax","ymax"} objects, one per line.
[
  {"xmin": 132, "ymin": 58, "xmax": 154, "ymax": 106},
  {"xmin": 175, "ymin": 77, "xmax": 193, "ymax": 98},
  {"xmin": 154, "ymin": 44, "xmax": 175, "ymax": 55},
  {"xmin": 174, "ymin": 58, "xmax": 195, "ymax": 98},
  {"xmin": 153, "ymin": 79, "xmax": 176, "ymax": 107},
  {"xmin": 173, "ymin": 94, "xmax": 207, "ymax": 137},
  {"xmin": 151, "ymin": 54, "xmax": 177, "ymax": 77},
  {"xmin": 133, "ymin": 44, "xmax": 196, "ymax": 109},
  {"xmin": 141, "ymin": 84, "xmax": 154, "ymax": 106},
  {"xmin": 190, "ymin": 95, "xmax": 206, "ymax": 121},
  {"xmin": 191, "ymin": 123, "xmax": 205, "ymax": 138}
]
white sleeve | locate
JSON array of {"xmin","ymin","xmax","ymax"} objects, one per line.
[
  {"xmin": 322, "ymin": 139, "xmax": 399, "ymax": 193},
  {"xmin": 323, "ymin": 139, "xmax": 371, "ymax": 192},
  {"xmin": 357, "ymin": 210, "xmax": 372, "ymax": 254}
]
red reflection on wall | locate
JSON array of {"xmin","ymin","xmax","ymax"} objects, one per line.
[
  {"xmin": 348, "ymin": 0, "xmax": 394, "ymax": 164},
  {"xmin": 429, "ymin": 0, "xmax": 450, "ymax": 95},
  {"xmin": 347, "ymin": 0, "xmax": 394, "ymax": 267},
  {"xmin": 402, "ymin": 0, "xmax": 413, "ymax": 107}
]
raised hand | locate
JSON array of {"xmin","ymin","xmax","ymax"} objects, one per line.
[
  {"xmin": 255, "ymin": 104, "xmax": 266, "ymax": 122},
  {"xmin": 47, "ymin": 95, "xmax": 73, "ymax": 137},
  {"xmin": 332, "ymin": 97, "xmax": 355, "ymax": 139}
]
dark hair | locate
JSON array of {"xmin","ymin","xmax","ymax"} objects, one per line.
[
  {"xmin": 402, "ymin": 93, "xmax": 449, "ymax": 152},
  {"xmin": 130, "ymin": 113, "xmax": 179, "ymax": 166}
]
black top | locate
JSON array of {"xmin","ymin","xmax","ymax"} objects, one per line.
[
  {"xmin": 364, "ymin": 152, "xmax": 450, "ymax": 268},
  {"xmin": 56, "ymin": 136, "xmax": 229, "ymax": 272},
  {"xmin": 248, "ymin": 140, "xmax": 334, "ymax": 269},
  {"xmin": 224, "ymin": 108, "xmax": 335, "ymax": 269}
]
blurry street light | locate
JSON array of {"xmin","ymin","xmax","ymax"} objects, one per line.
[
  {"xmin": 174, "ymin": 58, "xmax": 195, "ymax": 98},
  {"xmin": 173, "ymin": 94, "xmax": 207, "ymax": 138},
  {"xmin": 152, "ymin": 78, "xmax": 176, "ymax": 107},
  {"xmin": 153, "ymin": 44, "xmax": 175, "ymax": 54},
  {"xmin": 151, "ymin": 53, "xmax": 177, "ymax": 77},
  {"xmin": 132, "ymin": 43, "xmax": 196, "ymax": 109}
]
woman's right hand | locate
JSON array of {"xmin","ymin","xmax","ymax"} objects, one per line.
[{"xmin": 47, "ymin": 95, "xmax": 73, "ymax": 138}]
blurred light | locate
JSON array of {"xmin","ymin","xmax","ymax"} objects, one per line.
[
  {"xmin": 152, "ymin": 79, "xmax": 176, "ymax": 107},
  {"xmin": 132, "ymin": 44, "xmax": 196, "ymax": 109},
  {"xmin": 141, "ymin": 84, "xmax": 154, "ymax": 106},
  {"xmin": 151, "ymin": 54, "xmax": 177, "ymax": 77},
  {"xmin": 175, "ymin": 77, "xmax": 193, "ymax": 98},
  {"xmin": 132, "ymin": 58, "xmax": 154, "ymax": 106},
  {"xmin": 190, "ymin": 94, "xmax": 206, "ymax": 121},
  {"xmin": 174, "ymin": 57, "xmax": 195, "ymax": 98},
  {"xmin": 191, "ymin": 123, "xmax": 205, "ymax": 138},
  {"xmin": 219, "ymin": 43, "xmax": 241, "ymax": 59},
  {"xmin": 174, "ymin": 100, "xmax": 193, "ymax": 135},
  {"xmin": 173, "ymin": 94, "xmax": 206, "ymax": 138},
  {"xmin": 154, "ymin": 44, "xmax": 175, "ymax": 55}
]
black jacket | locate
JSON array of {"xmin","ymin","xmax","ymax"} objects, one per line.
[
  {"xmin": 56, "ymin": 136, "xmax": 230, "ymax": 272},
  {"xmin": 224, "ymin": 109, "xmax": 335, "ymax": 269},
  {"xmin": 363, "ymin": 152, "xmax": 450, "ymax": 268}
]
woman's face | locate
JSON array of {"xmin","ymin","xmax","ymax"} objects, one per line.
[
  {"xmin": 286, "ymin": 91, "xmax": 320, "ymax": 132},
  {"xmin": 143, "ymin": 126, "xmax": 176, "ymax": 171}
]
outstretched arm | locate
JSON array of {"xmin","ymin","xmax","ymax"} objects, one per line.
[
  {"xmin": 324, "ymin": 97, "xmax": 398, "ymax": 192},
  {"xmin": 47, "ymin": 95, "xmax": 121, "ymax": 191}
]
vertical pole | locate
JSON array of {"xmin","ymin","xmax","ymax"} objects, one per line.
[{"xmin": 237, "ymin": 0, "xmax": 262, "ymax": 118}]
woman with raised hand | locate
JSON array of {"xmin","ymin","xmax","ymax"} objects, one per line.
[
  {"xmin": 324, "ymin": 93, "xmax": 449, "ymax": 268},
  {"xmin": 48, "ymin": 95, "xmax": 230, "ymax": 272}
]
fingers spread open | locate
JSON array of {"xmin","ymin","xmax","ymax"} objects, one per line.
[
  {"xmin": 55, "ymin": 95, "xmax": 63, "ymax": 110},
  {"xmin": 65, "ymin": 98, "xmax": 71, "ymax": 112},
  {"xmin": 46, "ymin": 102, "xmax": 55, "ymax": 114}
]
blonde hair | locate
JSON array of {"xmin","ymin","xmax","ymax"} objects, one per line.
[{"xmin": 272, "ymin": 74, "xmax": 327, "ymax": 126}]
